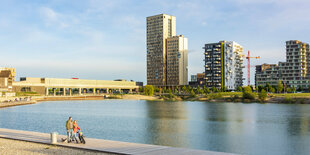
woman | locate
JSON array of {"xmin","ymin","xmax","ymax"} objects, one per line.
[{"xmin": 72, "ymin": 120, "xmax": 81, "ymax": 143}]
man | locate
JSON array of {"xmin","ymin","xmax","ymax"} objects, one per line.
[{"xmin": 66, "ymin": 116, "xmax": 74, "ymax": 143}]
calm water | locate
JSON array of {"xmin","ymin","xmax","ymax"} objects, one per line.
[{"xmin": 0, "ymin": 100, "xmax": 310, "ymax": 155}]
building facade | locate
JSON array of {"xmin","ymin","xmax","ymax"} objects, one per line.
[
  {"xmin": 167, "ymin": 35, "xmax": 188, "ymax": 86},
  {"xmin": 255, "ymin": 40, "xmax": 310, "ymax": 89},
  {"xmin": 204, "ymin": 41, "xmax": 243, "ymax": 90},
  {"xmin": 13, "ymin": 77, "xmax": 141, "ymax": 95},
  {"xmin": 0, "ymin": 68, "xmax": 16, "ymax": 92},
  {"xmin": 146, "ymin": 14, "xmax": 188, "ymax": 87},
  {"xmin": 146, "ymin": 14, "xmax": 176, "ymax": 86},
  {"xmin": 189, "ymin": 73, "xmax": 205, "ymax": 87}
]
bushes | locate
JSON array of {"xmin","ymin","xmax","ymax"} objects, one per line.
[
  {"xmin": 258, "ymin": 89, "xmax": 267, "ymax": 102},
  {"xmin": 144, "ymin": 85, "xmax": 154, "ymax": 96},
  {"xmin": 242, "ymin": 86, "xmax": 255, "ymax": 100}
]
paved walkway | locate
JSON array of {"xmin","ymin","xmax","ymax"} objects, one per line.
[{"xmin": 0, "ymin": 128, "xmax": 234, "ymax": 155}]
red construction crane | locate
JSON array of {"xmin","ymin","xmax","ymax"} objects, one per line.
[{"xmin": 245, "ymin": 51, "xmax": 260, "ymax": 86}]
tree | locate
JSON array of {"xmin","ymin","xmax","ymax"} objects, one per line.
[
  {"xmin": 265, "ymin": 83, "xmax": 272, "ymax": 92},
  {"xmin": 270, "ymin": 87, "xmax": 275, "ymax": 93},
  {"xmin": 181, "ymin": 86, "xmax": 187, "ymax": 93},
  {"xmin": 257, "ymin": 85, "xmax": 263, "ymax": 92},
  {"xmin": 174, "ymin": 88, "xmax": 179, "ymax": 94},
  {"xmin": 162, "ymin": 87, "xmax": 167, "ymax": 93},
  {"xmin": 144, "ymin": 85, "xmax": 154, "ymax": 96},
  {"xmin": 204, "ymin": 86, "xmax": 210, "ymax": 94},
  {"xmin": 154, "ymin": 86, "xmax": 160, "ymax": 93},
  {"xmin": 212, "ymin": 87, "xmax": 218, "ymax": 93},
  {"xmin": 287, "ymin": 88, "xmax": 292, "ymax": 93},
  {"xmin": 197, "ymin": 86, "xmax": 203, "ymax": 94},
  {"xmin": 277, "ymin": 80, "xmax": 283, "ymax": 93},
  {"xmin": 242, "ymin": 86, "xmax": 255, "ymax": 100},
  {"xmin": 292, "ymin": 86, "xmax": 296, "ymax": 93},
  {"xmin": 237, "ymin": 86, "xmax": 243, "ymax": 92},
  {"xmin": 258, "ymin": 89, "xmax": 267, "ymax": 102},
  {"xmin": 190, "ymin": 89, "xmax": 196, "ymax": 97},
  {"xmin": 186, "ymin": 86, "xmax": 192, "ymax": 93}
]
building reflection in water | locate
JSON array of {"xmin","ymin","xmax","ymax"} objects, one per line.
[{"xmin": 145, "ymin": 101, "xmax": 189, "ymax": 148}]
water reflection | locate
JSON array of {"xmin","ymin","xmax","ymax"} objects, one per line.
[{"xmin": 145, "ymin": 101, "xmax": 189, "ymax": 148}]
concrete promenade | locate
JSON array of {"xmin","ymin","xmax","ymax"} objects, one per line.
[{"xmin": 0, "ymin": 128, "xmax": 234, "ymax": 155}]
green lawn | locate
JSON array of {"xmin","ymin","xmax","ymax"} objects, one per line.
[{"xmin": 272, "ymin": 93, "xmax": 310, "ymax": 97}]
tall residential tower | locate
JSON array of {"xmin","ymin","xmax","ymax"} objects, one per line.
[
  {"xmin": 204, "ymin": 41, "xmax": 243, "ymax": 90},
  {"xmin": 146, "ymin": 14, "xmax": 188, "ymax": 86}
]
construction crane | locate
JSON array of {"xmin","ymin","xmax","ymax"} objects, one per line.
[{"xmin": 245, "ymin": 51, "xmax": 260, "ymax": 86}]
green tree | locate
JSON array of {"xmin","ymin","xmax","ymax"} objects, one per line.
[
  {"xmin": 197, "ymin": 86, "xmax": 204, "ymax": 94},
  {"xmin": 212, "ymin": 87, "xmax": 218, "ymax": 93},
  {"xmin": 168, "ymin": 88, "xmax": 172, "ymax": 94},
  {"xmin": 144, "ymin": 85, "xmax": 154, "ymax": 96},
  {"xmin": 237, "ymin": 86, "xmax": 243, "ymax": 92},
  {"xmin": 162, "ymin": 87, "xmax": 167, "ymax": 93},
  {"xmin": 277, "ymin": 80, "xmax": 283, "ymax": 93},
  {"xmin": 181, "ymin": 86, "xmax": 187, "ymax": 93},
  {"xmin": 257, "ymin": 85, "xmax": 263, "ymax": 92},
  {"xmin": 270, "ymin": 87, "xmax": 276, "ymax": 93},
  {"xmin": 154, "ymin": 86, "xmax": 160, "ymax": 93},
  {"xmin": 190, "ymin": 89, "xmax": 196, "ymax": 97},
  {"xmin": 258, "ymin": 89, "xmax": 267, "ymax": 102},
  {"xmin": 174, "ymin": 88, "xmax": 179, "ymax": 94},
  {"xmin": 204, "ymin": 86, "xmax": 210, "ymax": 94},
  {"xmin": 186, "ymin": 86, "xmax": 192, "ymax": 93},
  {"xmin": 287, "ymin": 88, "xmax": 292, "ymax": 93},
  {"xmin": 292, "ymin": 86, "xmax": 296, "ymax": 93},
  {"xmin": 242, "ymin": 86, "xmax": 255, "ymax": 100},
  {"xmin": 265, "ymin": 83, "xmax": 272, "ymax": 92}
]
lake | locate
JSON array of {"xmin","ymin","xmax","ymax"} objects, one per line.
[{"xmin": 0, "ymin": 100, "xmax": 310, "ymax": 155}]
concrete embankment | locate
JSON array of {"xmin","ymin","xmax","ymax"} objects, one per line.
[{"xmin": 0, "ymin": 128, "xmax": 233, "ymax": 155}]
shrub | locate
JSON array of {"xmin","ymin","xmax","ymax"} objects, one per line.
[
  {"xmin": 243, "ymin": 86, "xmax": 255, "ymax": 100},
  {"xmin": 208, "ymin": 93, "xmax": 222, "ymax": 99},
  {"xmin": 144, "ymin": 85, "xmax": 154, "ymax": 96},
  {"xmin": 277, "ymin": 80, "xmax": 283, "ymax": 93},
  {"xmin": 258, "ymin": 89, "xmax": 267, "ymax": 102},
  {"xmin": 236, "ymin": 86, "xmax": 243, "ymax": 92}
]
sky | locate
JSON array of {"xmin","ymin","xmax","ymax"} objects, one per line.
[{"xmin": 0, "ymin": 0, "xmax": 309, "ymax": 85}]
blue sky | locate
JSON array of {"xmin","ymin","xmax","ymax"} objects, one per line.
[{"xmin": 0, "ymin": 0, "xmax": 309, "ymax": 84}]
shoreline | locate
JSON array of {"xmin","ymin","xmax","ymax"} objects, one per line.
[{"xmin": 1, "ymin": 94, "xmax": 310, "ymax": 109}]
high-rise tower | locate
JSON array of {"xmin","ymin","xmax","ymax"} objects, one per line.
[
  {"xmin": 146, "ymin": 14, "xmax": 187, "ymax": 86},
  {"xmin": 204, "ymin": 41, "xmax": 243, "ymax": 90}
]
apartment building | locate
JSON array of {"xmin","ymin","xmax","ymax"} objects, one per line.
[
  {"xmin": 255, "ymin": 40, "xmax": 310, "ymax": 89},
  {"xmin": 167, "ymin": 35, "xmax": 188, "ymax": 86},
  {"xmin": 204, "ymin": 41, "xmax": 243, "ymax": 90},
  {"xmin": 255, "ymin": 64, "xmax": 279, "ymax": 86},
  {"xmin": 146, "ymin": 14, "xmax": 188, "ymax": 86}
]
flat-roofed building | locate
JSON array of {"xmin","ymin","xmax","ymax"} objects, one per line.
[
  {"xmin": 13, "ymin": 77, "xmax": 140, "ymax": 96},
  {"xmin": 255, "ymin": 40, "xmax": 310, "ymax": 89},
  {"xmin": 0, "ymin": 67, "xmax": 16, "ymax": 92},
  {"xmin": 146, "ymin": 14, "xmax": 176, "ymax": 86},
  {"xmin": 204, "ymin": 41, "xmax": 244, "ymax": 91},
  {"xmin": 167, "ymin": 35, "xmax": 188, "ymax": 86}
]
